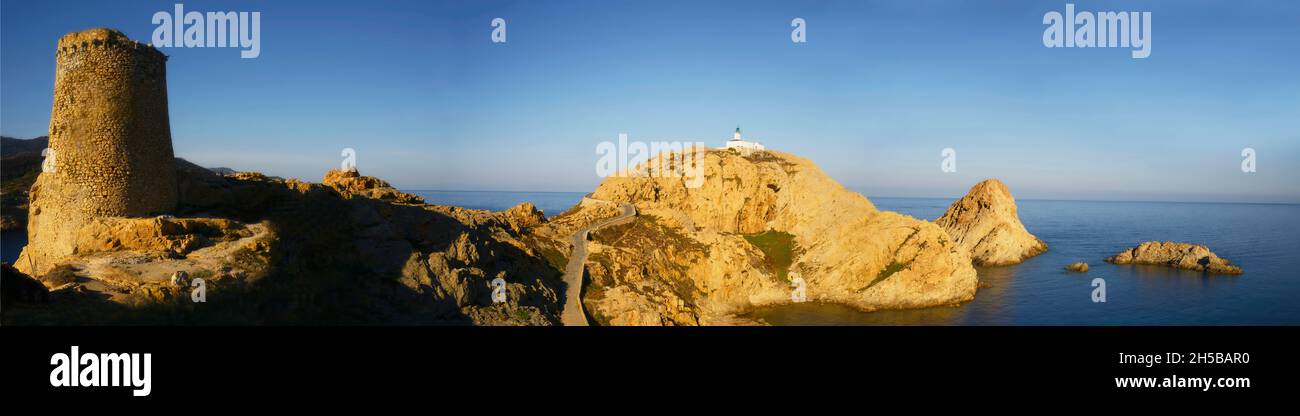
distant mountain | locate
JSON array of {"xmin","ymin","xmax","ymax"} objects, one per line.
[
  {"xmin": 1, "ymin": 136, "xmax": 48, "ymax": 231},
  {"xmin": 1, "ymin": 136, "xmax": 48, "ymax": 154},
  {"xmin": 1, "ymin": 136, "xmax": 48, "ymax": 181},
  {"xmin": 208, "ymin": 167, "xmax": 236, "ymax": 175}
]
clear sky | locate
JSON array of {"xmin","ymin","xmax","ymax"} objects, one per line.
[{"xmin": 2, "ymin": 0, "xmax": 1297, "ymax": 203}]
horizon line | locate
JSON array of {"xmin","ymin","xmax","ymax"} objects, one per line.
[{"xmin": 403, "ymin": 188, "xmax": 1300, "ymax": 206}]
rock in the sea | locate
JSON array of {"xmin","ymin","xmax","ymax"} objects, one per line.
[
  {"xmin": 1065, "ymin": 262, "xmax": 1089, "ymax": 273},
  {"xmin": 935, "ymin": 179, "xmax": 1047, "ymax": 266},
  {"xmin": 1105, "ymin": 241, "xmax": 1242, "ymax": 275}
]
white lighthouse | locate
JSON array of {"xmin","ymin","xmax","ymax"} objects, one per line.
[{"xmin": 725, "ymin": 127, "xmax": 765, "ymax": 155}]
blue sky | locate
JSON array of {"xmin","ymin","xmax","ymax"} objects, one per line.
[{"xmin": 2, "ymin": 0, "xmax": 1297, "ymax": 202}]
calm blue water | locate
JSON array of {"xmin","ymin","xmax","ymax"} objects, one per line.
[
  {"xmin": 753, "ymin": 198, "xmax": 1300, "ymax": 325},
  {"xmin": 5, "ymin": 192, "xmax": 1298, "ymax": 325},
  {"xmin": 1, "ymin": 231, "xmax": 24, "ymax": 264},
  {"xmin": 410, "ymin": 190, "xmax": 586, "ymax": 218}
]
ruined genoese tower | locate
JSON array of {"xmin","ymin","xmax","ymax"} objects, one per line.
[{"xmin": 17, "ymin": 28, "xmax": 178, "ymax": 276}]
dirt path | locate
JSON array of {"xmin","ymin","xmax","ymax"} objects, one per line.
[{"xmin": 561, "ymin": 202, "xmax": 635, "ymax": 326}]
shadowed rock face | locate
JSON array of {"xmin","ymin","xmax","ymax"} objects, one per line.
[
  {"xmin": 566, "ymin": 149, "xmax": 978, "ymax": 325},
  {"xmin": 4, "ymin": 160, "xmax": 567, "ymax": 325},
  {"xmin": 1106, "ymin": 241, "xmax": 1242, "ymax": 275},
  {"xmin": 935, "ymin": 179, "xmax": 1047, "ymax": 266}
]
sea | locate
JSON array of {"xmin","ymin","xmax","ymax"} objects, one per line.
[
  {"xmin": 3, "ymin": 191, "xmax": 1296, "ymax": 325},
  {"xmin": 752, "ymin": 198, "xmax": 1300, "ymax": 325}
]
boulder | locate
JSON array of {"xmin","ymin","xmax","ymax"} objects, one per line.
[{"xmin": 499, "ymin": 202, "xmax": 546, "ymax": 232}]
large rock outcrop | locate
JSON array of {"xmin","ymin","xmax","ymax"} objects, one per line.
[
  {"xmin": 1105, "ymin": 241, "xmax": 1242, "ymax": 275},
  {"xmin": 935, "ymin": 179, "xmax": 1046, "ymax": 266},
  {"xmin": 5, "ymin": 160, "xmax": 567, "ymax": 325},
  {"xmin": 561, "ymin": 148, "xmax": 977, "ymax": 325},
  {"xmin": 322, "ymin": 168, "xmax": 424, "ymax": 204}
]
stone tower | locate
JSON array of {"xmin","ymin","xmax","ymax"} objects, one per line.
[
  {"xmin": 49, "ymin": 27, "xmax": 177, "ymax": 215},
  {"xmin": 17, "ymin": 28, "xmax": 178, "ymax": 275}
]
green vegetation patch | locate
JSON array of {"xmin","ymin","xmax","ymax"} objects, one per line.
[
  {"xmin": 744, "ymin": 230, "xmax": 796, "ymax": 282},
  {"xmin": 591, "ymin": 215, "xmax": 706, "ymax": 252},
  {"xmin": 867, "ymin": 260, "xmax": 910, "ymax": 289},
  {"xmin": 1, "ymin": 169, "xmax": 39, "ymax": 194},
  {"xmin": 589, "ymin": 214, "xmax": 653, "ymax": 243},
  {"xmin": 538, "ymin": 245, "xmax": 567, "ymax": 275}
]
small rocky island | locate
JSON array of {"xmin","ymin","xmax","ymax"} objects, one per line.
[
  {"xmin": 1105, "ymin": 241, "xmax": 1243, "ymax": 275},
  {"xmin": 935, "ymin": 179, "xmax": 1047, "ymax": 266}
]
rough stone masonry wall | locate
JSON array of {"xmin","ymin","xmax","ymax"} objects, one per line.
[
  {"xmin": 17, "ymin": 28, "xmax": 178, "ymax": 276},
  {"xmin": 50, "ymin": 27, "xmax": 177, "ymax": 215}
]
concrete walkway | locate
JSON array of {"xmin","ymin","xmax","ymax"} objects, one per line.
[{"xmin": 560, "ymin": 202, "xmax": 636, "ymax": 326}]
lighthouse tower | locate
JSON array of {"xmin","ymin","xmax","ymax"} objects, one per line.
[{"xmin": 725, "ymin": 127, "xmax": 765, "ymax": 155}]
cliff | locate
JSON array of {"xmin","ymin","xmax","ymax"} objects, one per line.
[
  {"xmin": 562, "ymin": 148, "xmax": 977, "ymax": 325},
  {"xmin": 935, "ymin": 179, "xmax": 1046, "ymax": 266}
]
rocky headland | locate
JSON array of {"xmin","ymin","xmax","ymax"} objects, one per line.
[
  {"xmin": 935, "ymin": 179, "xmax": 1047, "ymax": 266},
  {"xmin": 565, "ymin": 148, "xmax": 978, "ymax": 325},
  {"xmin": 1105, "ymin": 241, "xmax": 1243, "ymax": 275},
  {"xmin": 4, "ymin": 160, "xmax": 572, "ymax": 325}
]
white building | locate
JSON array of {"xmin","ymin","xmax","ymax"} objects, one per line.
[{"xmin": 725, "ymin": 127, "xmax": 765, "ymax": 155}]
